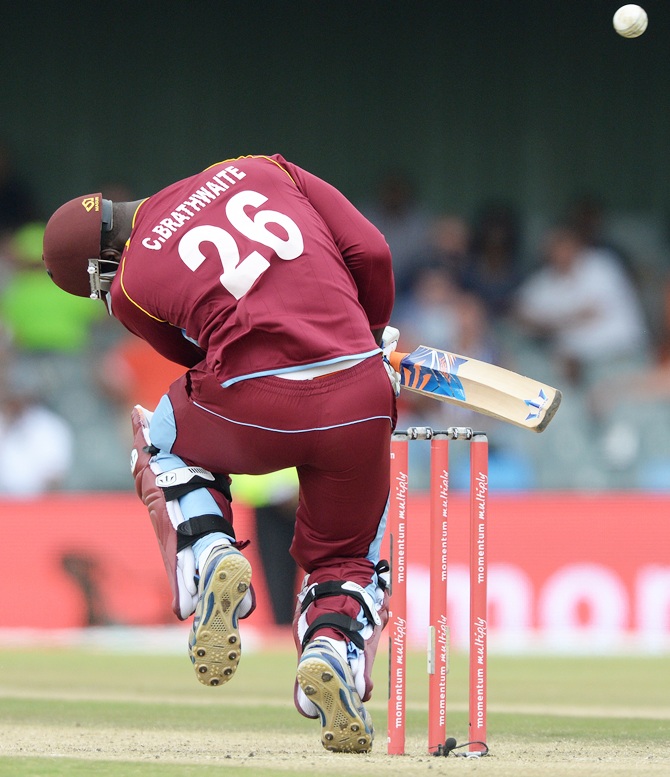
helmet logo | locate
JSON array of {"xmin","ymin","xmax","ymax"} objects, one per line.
[{"xmin": 81, "ymin": 196, "xmax": 100, "ymax": 213}]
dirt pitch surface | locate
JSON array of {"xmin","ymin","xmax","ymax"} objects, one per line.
[
  {"xmin": 3, "ymin": 718, "xmax": 669, "ymax": 777},
  {"xmin": 1, "ymin": 643, "xmax": 669, "ymax": 776}
]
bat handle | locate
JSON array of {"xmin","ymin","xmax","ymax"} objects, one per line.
[{"xmin": 388, "ymin": 351, "xmax": 408, "ymax": 372}]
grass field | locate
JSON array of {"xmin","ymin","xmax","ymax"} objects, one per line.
[{"xmin": 0, "ymin": 637, "xmax": 668, "ymax": 776}]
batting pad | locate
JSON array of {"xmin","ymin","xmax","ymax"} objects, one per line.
[{"xmin": 130, "ymin": 405, "xmax": 199, "ymax": 619}]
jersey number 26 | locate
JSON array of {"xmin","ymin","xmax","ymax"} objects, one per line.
[{"xmin": 178, "ymin": 190, "xmax": 304, "ymax": 300}]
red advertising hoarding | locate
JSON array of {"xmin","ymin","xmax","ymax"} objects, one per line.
[{"xmin": 1, "ymin": 493, "xmax": 668, "ymax": 653}]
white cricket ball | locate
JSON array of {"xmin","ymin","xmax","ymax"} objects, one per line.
[{"xmin": 613, "ymin": 4, "xmax": 648, "ymax": 38}]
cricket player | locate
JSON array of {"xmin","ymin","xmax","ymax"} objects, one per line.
[{"xmin": 42, "ymin": 154, "xmax": 397, "ymax": 753}]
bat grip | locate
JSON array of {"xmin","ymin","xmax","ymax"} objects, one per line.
[{"xmin": 388, "ymin": 351, "xmax": 408, "ymax": 371}]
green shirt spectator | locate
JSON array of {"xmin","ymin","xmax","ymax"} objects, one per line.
[{"xmin": 0, "ymin": 222, "xmax": 104, "ymax": 351}]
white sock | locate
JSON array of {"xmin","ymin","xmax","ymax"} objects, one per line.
[
  {"xmin": 321, "ymin": 637, "xmax": 366, "ymax": 697},
  {"xmin": 318, "ymin": 636, "xmax": 348, "ymax": 660},
  {"xmin": 193, "ymin": 533, "xmax": 232, "ymax": 574}
]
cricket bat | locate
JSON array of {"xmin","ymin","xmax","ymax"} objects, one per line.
[{"xmin": 389, "ymin": 345, "xmax": 561, "ymax": 432}]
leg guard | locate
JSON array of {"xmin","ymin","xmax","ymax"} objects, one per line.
[
  {"xmin": 131, "ymin": 405, "xmax": 244, "ymax": 620},
  {"xmin": 349, "ymin": 562, "xmax": 390, "ymax": 702},
  {"xmin": 293, "ymin": 560, "xmax": 390, "ymax": 715}
]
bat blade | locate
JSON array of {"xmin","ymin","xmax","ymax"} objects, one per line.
[{"xmin": 389, "ymin": 345, "xmax": 561, "ymax": 432}]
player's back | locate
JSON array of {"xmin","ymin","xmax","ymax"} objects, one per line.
[{"xmin": 114, "ymin": 155, "xmax": 377, "ymax": 385}]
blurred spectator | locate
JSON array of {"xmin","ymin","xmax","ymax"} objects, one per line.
[
  {"xmin": 514, "ymin": 224, "xmax": 650, "ymax": 387},
  {"xmin": 430, "ymin": 213, "xmax": 471, "ymax": 277},
  {"xmin": 0, "ymin": 221, "xmax": 127, "ymax": 490},
  {"xmin": 396, "ymin": 263, "xmax": 499, "ymax": 359},
  {"xmin": 99, "ymin": 335, "xmax": 187, "ymax": 413},
  {"xmin": 395, "ymin": 265, "xmax": 464, "ymax": 350},
  {"xmin": 0, "ymin": 392, "xmax": 73, "ymax": 496},
  {"xmin": 97, "ymin": 335, "xmax": 188, "ymax": 458},
  {"xmin": 566, "ymin": 192, "xmax": 637, "ymax": 282},
  {"xmin": 360, "ymin": 170, "xmax": 433, "ymax": 300},
  {"xmin": 394, "ymin": 264, "xmax": 502, "ymax": 429},
  {"xmin": 461, "ymin": 201, "xmax": 523, "ymax": 319},
  {"xmin": 587, "ymin": 347, "xmax": 670, "ymax": 489},
  {"xmin": 658, "ymin": 274, "xmax": 670, "ymax": 364},
  {"xmin": 0, "ymin": 139, "xmax": 39, "ymax": 289},
  {"xmin": 0, "ymin": 221, "xmax": 105, "ymax": 352},
  {"xmin": 591, "ymin": 355, "xmax": 670, "ymax": 415},
  {"xmin": 453, "ymin": 291, "xmax": 500, "ymax": 365},
  {"xmin": 392, "ymin": 263, "xmax": 535, "ymax": 489},
  {"xmin": 588, "ymin": 257, "xmax": 670, "ymax": 413},
  {"xmin": 403, "ymin": 213, "xmax": 472, "ymax": 293},
  {"xmin": 0, "ymin": 345, "xmax": 73, "ymax": 496}
]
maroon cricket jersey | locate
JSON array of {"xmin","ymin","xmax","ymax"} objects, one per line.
[{"xmin": 109, "ymin": 155, "xmax": 394, "ymax": 386}]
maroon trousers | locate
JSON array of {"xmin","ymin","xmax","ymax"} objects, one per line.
[{"xmin": 166, "ymin": 356, "xmax": 395, "ymax": 592}]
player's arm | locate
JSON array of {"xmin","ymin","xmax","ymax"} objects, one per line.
[
  {"xmin": 276, "ymin": 156, "xmax": 395, "ymax": 332},
  {"xmin": 111, "ymin": 292, "xmax": 205, "ymax": 368}
]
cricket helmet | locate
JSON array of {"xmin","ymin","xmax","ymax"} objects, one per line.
[{"xmin": 42, "ymin": 193, "xmax": 113, "ymax": 297}]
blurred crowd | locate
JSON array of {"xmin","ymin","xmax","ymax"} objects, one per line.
[
  {"xmin": 1, "ymin": 148, "xmax": 669, "ymax": 499},
  {"xmin": 360, "ymin": 171, "xmax": 670, "ymax": 492}
]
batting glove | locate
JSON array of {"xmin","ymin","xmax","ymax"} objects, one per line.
[{"xmin": 381, "ymin": 325, "xmax": 401, "ymax": 397}]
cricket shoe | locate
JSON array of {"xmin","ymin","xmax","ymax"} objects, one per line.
[
  {"xmin": 296, "ymin": 637, "xmax": 374, "ymax": 753},
  {"xmin": 188, "ymin": 546, "xmax": 252, "ymax": 687}
]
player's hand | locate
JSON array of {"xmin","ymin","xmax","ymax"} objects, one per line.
[{"xmin": 381, "ymin": 326, "xmax": 401, "ymax": 396}]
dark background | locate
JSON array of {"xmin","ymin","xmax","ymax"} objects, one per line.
[{"xmin": 2, "ymin": 0, "xmax": 669, "ymax": 232}]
